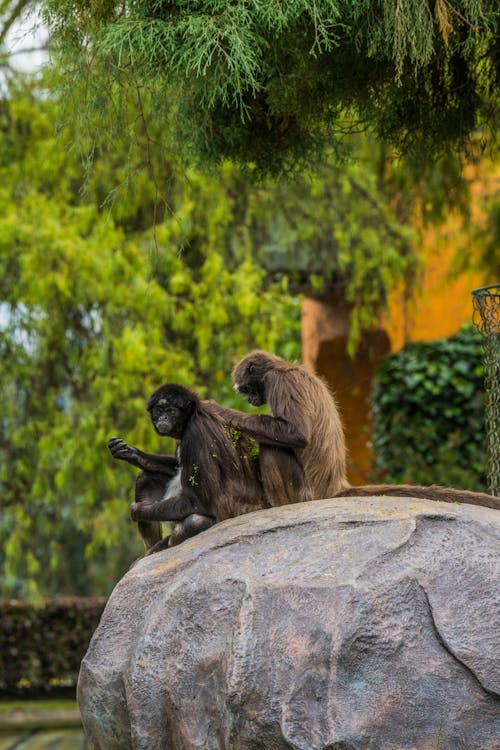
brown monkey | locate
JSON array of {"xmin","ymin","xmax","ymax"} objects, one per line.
[
  {"xmin": 217, "ymin": 350, "xmax": 500, "ymax": 512},
  {"xmin": 116, "ymin": 383, "xmax": 267, "ymax": 553},
  {"xmin": 212, "ymin": 350, "xmax": 350, "ymax": 504}
]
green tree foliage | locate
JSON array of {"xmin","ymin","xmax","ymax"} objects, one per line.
[
  {"xmin": 0, "ymin": 77, "xmax": 301, "ymax": 599},
  {"xmin": 41, "ymin": 0, "xmax": 500, "ymax": 171},
  {"xmin": 45, "ymin": 42, "xmax": 421, "ymax": 345},
  {"xmin": 469, "ymin": 179, "xmax": 500, "ymax": 278},
  {"xmin": 0, "ymin": 72, "xmax": 434, "ymax": 600},
  {"xmin": 480, "ymin": 200, "xmax": 500, "ymax": 277},
  {"xmin": 370, "ymin": 326, "xmax": 487, "ymax": 492},
  {"xmin": 164, "ymin": 155, "xmax": 418, "ymax": 349}
]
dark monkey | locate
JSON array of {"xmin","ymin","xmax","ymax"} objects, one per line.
[
  {"xmin": 216, "ymin": 350, "xmax": 500, "ymax": 511},
  {"xmin": 111, "ymin": 383, "xmax": 266, "ymax": 553},
  {"xmin": 108, "ymin": 437, "xmax": 210, "ymax": 549}
]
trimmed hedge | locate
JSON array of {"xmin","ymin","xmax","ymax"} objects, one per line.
[
  {"xmin": 371, "ymin": 325, "xmax": 487, "ymax": 492},
  {"xmin": 0, "ymin": 597, "xmax": 107, "ymax": 696}
]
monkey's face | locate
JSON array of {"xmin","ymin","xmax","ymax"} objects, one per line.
[
  {"xmin": 148, "ymin": 399, "xmax": 186, "ymax": 439},
  {"xmin": 233, "ymin": 358, "xmax": 268, "ymax": 407},
  {"xmin": 147, "ymin": 384, "xmax": 197, "ymax": 440},
  {"xmin": 237, "ymin": 380, "xmax": 267, "ymax": 407}
]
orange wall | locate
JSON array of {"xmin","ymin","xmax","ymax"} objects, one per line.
[
  {"xmin": 387, "ymin": 158, "xmax": 499, "ymax": 347},
  {"xmin": 302, "ymin": 161, "xmax": 499, "ymax": 484},
  {"xmin": 386, "ymin": 223, "xmax": 485, "ymax": 352}
]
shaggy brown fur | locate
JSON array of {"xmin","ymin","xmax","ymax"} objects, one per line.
[
  {"xmin": 214, "ymin": 350, "xmax": 350, "ymax": 504},
  {"xmin": 219, "ymin": 351, "xmax": 500, "ymax": 512}
]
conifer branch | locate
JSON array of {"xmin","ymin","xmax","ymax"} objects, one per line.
[
  {"xmin": 0, "ymin": 0, "xmax": 31, "ymax": 46},
  {"xmin": 130, "ymin": 66, "xmax": 173, "ymax": 253},
  {"xmin": 442, "ymin": 0, "xmax": 481, "ymax": 32},
  {"xmin": 41, "ymin": 0, "xmax": 500, "ymax": 172}
]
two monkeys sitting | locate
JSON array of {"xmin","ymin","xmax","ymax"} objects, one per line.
[
  {"xmin": 108, "ymin": 350, "xmax": 349, "ymax": 554},
  {"xmin": 109, "ymin": 350, "xmax": 500, "ymax": 556}
]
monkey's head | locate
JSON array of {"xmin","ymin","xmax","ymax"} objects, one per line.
[
  {"xmin": 147, "ymin": 384, "xmax": 198, "ymax": 439},
  {"xmin": 232, "ymin": 351, "xmax": 285, "ymax": 407}
]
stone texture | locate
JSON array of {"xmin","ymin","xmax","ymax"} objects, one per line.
[{"xmin": 78, "ymin": 497, "xmax": 500, "ymax": 750}]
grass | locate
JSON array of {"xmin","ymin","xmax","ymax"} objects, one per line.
[{"xmin": 0, "ymin": 700, "xmax": 77, "ymax": 712}]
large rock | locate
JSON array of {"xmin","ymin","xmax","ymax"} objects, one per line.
[{"xmin": 78, "ymin": 497, "xmax": 500, "ymax": 750}]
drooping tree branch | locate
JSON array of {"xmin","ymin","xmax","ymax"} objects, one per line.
[{"xmin": 0, "ymin": 0, "xmax": 33, "ymax": 47}]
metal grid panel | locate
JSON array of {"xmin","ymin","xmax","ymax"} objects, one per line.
[{"xmin": 472, "ymin": 284, "xmax": 500, "ymax": 496}]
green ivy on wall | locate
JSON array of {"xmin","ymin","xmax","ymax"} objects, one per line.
[{"xmin": 371, "ymin": 325, "xmax": 487, "ymax": 492}]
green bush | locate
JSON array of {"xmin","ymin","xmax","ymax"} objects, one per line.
[
  {"xmin": 0, "ymin": 597, "xmax": 106, "ymax": 696},
  {"xmin": 371, "ymin": 326, "xmax": 487, "ymax": 492}
]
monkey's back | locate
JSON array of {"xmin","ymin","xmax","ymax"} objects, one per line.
[
  {"xmin": 268, "ymin": 366, "xmax": 349, "ymax": 502},
  {"xmin": 182, "ymin": 405, "xmax": 266, "ymax": 521}
]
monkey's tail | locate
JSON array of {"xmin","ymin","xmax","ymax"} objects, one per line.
[{"xmin": 333, "ymin": 484, "xmax": 500, "ymax": 511}]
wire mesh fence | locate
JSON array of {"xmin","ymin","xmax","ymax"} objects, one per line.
[{"xmin": 472, "ymin": 284, "xmax": 500, "ymax": 496}]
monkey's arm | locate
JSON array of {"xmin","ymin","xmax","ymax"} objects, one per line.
[
  {"xmin": 130, "ymin": 486, "xmax": 209, "ymax": 522},
  {"xmin": 210, "ymin": 405, "xmax": 309, "ymax": 449},
  {"xmin": 108, "ymin": 437, "xmax": 178, "ymax": 475}
]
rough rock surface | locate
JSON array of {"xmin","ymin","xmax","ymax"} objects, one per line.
[{"xmin": 78, "ymin": 497, "xmax": 500, "ymax": 750}]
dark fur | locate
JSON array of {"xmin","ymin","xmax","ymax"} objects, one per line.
[
  {"xmin": 134, "ymin": 470, "xmax": 167, "ymax": 549},
  {"xmin": 130, "ymin": 384, "xmax": 266, "ymax": 531},
  {"xmin": 108, "ymin": 437, "xmax": 180, "ymax": 550},
  {"xmin": 219, "ymin": 351, "xmax": 500, "ymax": 512},
  {"xmin": 131, "ymin": 469, "xmax": 216, "ymax": 551}
]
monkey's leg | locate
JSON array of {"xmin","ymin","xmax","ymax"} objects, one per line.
[
  {"xmin": 143, "ymin": 514, "xmax": 216, "ymax": 555},
  {"xmin": 143, "ymin": 536, "xmax": 172, "ymax": 555},
  {"xmin": 134, "ymin": 471, "xmax": 168, "ymax": 549},
  {"xmin": 130, "ymin": 485, "xmax": 209, "ymax": 521},
  {"xmin": 167, "ymin": 514, "xmax": 216, "ymax": 547},
  {"xmin": 137, "ymin": 519, "xmax": 163, "ymax": 550}
]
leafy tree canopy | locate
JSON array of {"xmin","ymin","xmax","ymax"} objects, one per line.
[
  {"xmin": 0, "ymin": 76, "xmax": 300, "ymax": 599},
  {"xmin": 42, "ymin": 48, "xmax": 423, "ymax": 341},
  {"xmin": 0, "ymin": 66, "xmax": 480, "ymax": 600},
  {"xmin": 41, "ymin": 0, "xmax": 500, "ymax": 172}
]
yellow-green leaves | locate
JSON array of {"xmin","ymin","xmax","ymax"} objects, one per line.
[{"xmin": 0, "ymin": 79, "xmax": 300, "ymax": 599}]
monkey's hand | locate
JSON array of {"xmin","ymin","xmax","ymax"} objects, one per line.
[
  {"xmin": 108, "ymin": 437, "xmax": 140, "ymax": 464},
  {"xmin": 130, "ymin": 502, "xmax": 143, "ymax": 521}
]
